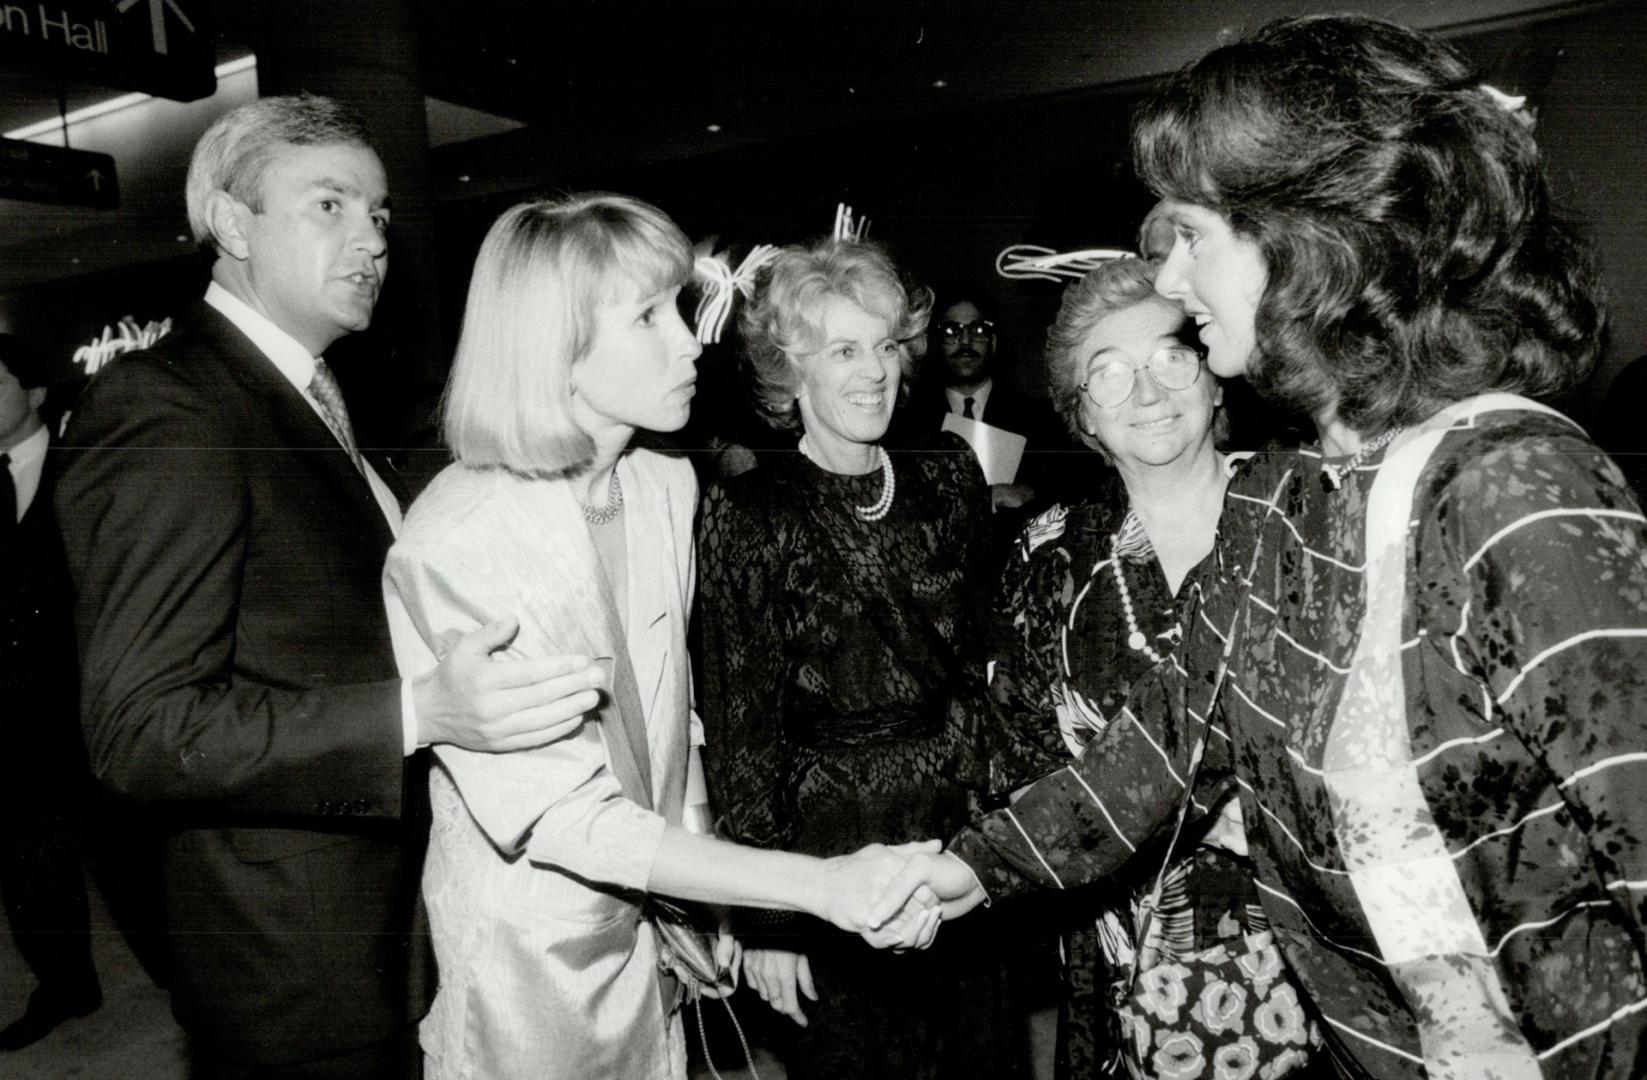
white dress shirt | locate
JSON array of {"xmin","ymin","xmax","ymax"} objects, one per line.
[
  {"xmin": 5, "ymin": 424, "xmax": 48, "ymax": 522},
  {"xmin": 203, "ymin": 281, "xmax": 421, "ymax": 753},
  {"xmin": 945, "ymin": 376, "xmax": 994, "ymax": 419}
]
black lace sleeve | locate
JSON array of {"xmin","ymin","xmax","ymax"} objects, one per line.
[{"xmin": 696, "ymin": 478, "xmax": 795, "ymax": 849}]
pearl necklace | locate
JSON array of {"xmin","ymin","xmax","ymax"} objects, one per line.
[
  {"xmin": 1320, "ymin": 427, "xmax": 1404, "ymax": 491},
  {"xmin": 581, "ymin": 470, "xmax": 623, "ymax": 525},
  {"xmin": 1109, "ymin": 527, "xmax": 1165, "ymax": 664},
  {"xmin": 799, "ymin": 437, "xmax": 896, "ymax": 521}
]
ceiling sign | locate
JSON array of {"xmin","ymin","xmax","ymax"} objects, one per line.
[
  {"xmin": 0, "ymin": 136, "xmax": 118, "ymax": 208},
  {"xmin": 0, "ymin": 1, "xmax": 216, "ymax": 102}
]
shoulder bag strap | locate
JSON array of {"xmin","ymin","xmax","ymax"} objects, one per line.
[{"xmin": 1126, "ymin": 465, "xmax": 1292, "ymax": 990}]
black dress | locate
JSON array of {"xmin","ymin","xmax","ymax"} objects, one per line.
[{"xmin": 698, "ymin": 434, "xmax": 1020, "ymax": 1080}]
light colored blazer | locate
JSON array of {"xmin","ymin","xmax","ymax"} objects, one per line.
[{"xmin": 383, "ymin": 448, "xmax": 699, "ymax": 1080}]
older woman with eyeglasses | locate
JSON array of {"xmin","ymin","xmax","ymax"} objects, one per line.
[{"xmin": 985, "ymin": 254, "xmax": 1277, "ymax": 1078}]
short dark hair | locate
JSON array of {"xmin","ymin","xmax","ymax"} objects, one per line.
[
  {"xmin": 0, "ymin": 333, "xmax": 51, "ymax": 389},
  {"xmin": 1132, "ymin": 14, "xmax": 1604, "ymax": 433}
]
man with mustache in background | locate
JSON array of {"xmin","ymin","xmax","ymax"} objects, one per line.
[
  {"xmin": 898, "ymin": 291, "xmax": 1076, "ymax": 570},
  {"xmin": 55, "ymin": 95, "xmax": 605, "ymax": 1080}
]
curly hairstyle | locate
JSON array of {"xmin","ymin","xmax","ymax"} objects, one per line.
[
  {"xmin": 1131, "ymin": 14, "xmax": 1604, "ymax": 434},
  {"xmin": 738, "ymin": 238, "xmax": 932, "ymax": 431},
  {"xmin": 1045, "ymin": 256, "xmax": 1224, "ymax": 454}
]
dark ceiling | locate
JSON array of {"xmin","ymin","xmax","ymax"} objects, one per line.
[{"xmin": 0, "ymin": 0, "xmax": 1608, "ymax": 295}]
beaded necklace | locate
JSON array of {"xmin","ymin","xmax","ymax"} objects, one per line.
[
  {"xmin": 1320, "ymin": 426, "xmax": 1404, "ymax": 491},
  {"xmin": 581, "ymin": 470, "xmax": 624, "ymax": 525},
  {"xmin": 1109, "ymin": 511, "xmax": 1165, "ymax": 663},
  {"xmin": 799, "ymin": 436, "xmax": 896, "ymax": 521}
]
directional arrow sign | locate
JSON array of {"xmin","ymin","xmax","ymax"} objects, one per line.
[
  {"xmin": 0, "ymin": 138, "xmax": 119, "ymax": 210},
  {"xmin": 0, "ymin": 1, "xmax": 215, "ymax": 102}
]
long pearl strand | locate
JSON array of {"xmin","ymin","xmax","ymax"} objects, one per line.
[
  {"xmin": 1110, "ymin": 531, "xmax": 1165, "ymax": 664},
  {"xmin": 799, "ymin": 437, "xmax": 896, "ymax": 521}
]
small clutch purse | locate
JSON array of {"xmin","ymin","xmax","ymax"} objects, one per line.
[{"xmin": 649, "ymin": 897, "xmax": 731, "ymax": 991}]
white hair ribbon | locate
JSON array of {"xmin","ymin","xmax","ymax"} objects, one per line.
[
  {"xmin": 693, "ymin": 244, "xmax": 780, "ymax": 345},
  {"xmin": 833, "ymin": 203, "xmax": 871, "ymax": 243},
  {"xmin": 1480, "ymin": 83, "xmax": 1528, "ymax": 113},
  {"xmin": 995, "ymin": 244, "xmax": 1135, "ymax": 284}
]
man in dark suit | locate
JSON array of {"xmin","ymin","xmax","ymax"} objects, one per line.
[
  {"xmin": 0, "ymin": 335, "xmax": 102, "ymax": 1052},
  {"xmin": 55, "ymin": 94, "xmax": 605, "ymax": 1080},
  {"xmin": 894, "ymin": 292, "xmax": 1085, "ymax": 587},
  {"xmin": 900, "ymin": 293, "xmax": 1080, "ymax": 508}
]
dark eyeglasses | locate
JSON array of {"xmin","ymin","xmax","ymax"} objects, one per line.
[
  {"xmin": 1080, "ymin": 346, "xmax": 1203, "ymax": 408},
  {"xmin": 938, "ymin": 319, "xmax": 995, "ymax": 342}
]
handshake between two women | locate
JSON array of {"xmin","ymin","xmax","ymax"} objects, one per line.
[{"xmin": 648, "ymin": 831, "xmax": 991, "ymax": 953}]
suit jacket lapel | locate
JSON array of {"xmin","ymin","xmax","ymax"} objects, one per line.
[{"xmin": 192, "ymin": 303, "xmax": 397, "ymax": 542}]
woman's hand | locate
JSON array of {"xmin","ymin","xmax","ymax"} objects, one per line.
[
  {"xmin": 869, "ymin": 851, "xmax": 989, "ymax": 934},
  {"xmin": 815, "ymin": 840, "xmax": 943, "ymax": 939},
  {"xmin": 743, "ymin": 948, "xmax": 817, "ymax": 1026}
]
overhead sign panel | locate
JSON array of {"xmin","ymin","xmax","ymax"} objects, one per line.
[
  {"xmin": 0, "ymin": 137, "xmax": 118, "ymax": 209},
  {"xmin": 0, "ymin": 1, "xmax": 215, "ymax": 102}
]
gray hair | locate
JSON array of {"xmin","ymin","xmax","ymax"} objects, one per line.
[
  {"xmin": 1045, "ymin": 256, "xmax": 1227, "ymax": 453},
  {"xmin": 186, "ymin": 94, "xmax": 373, "ymax": 249}
]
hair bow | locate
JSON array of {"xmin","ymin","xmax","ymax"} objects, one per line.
[
  {"xmin": 693, "ymin": 245, "xmax": 780, "ymax": 344},
  {"xmin": 995, "ymin": 244, "xmax": 1134, "ymax": 283},
  {"xmin": 833, "ymin": 203, "xmax": 871, "ymax": 243},
  {"xmin": 72, "ymin": 315, "xmax": 173, "ymax": 376}
]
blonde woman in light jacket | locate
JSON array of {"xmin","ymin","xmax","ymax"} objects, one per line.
[{"xmin": 384, "ymin": 194, "xmax": 939, "ymax": 1080}]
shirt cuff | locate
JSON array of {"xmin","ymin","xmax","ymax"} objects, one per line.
[
  {"xmin": 948, "ymin": 825, "xmax": 1022, "ymax": 904},
  {"xmin": 400, "ymin": 678, "xmax": 421, "ymax": 756}
]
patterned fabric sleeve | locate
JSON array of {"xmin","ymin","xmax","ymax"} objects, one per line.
[
  {"xmin": 950, "ymin": 467, "xmax": 1279, "ymax": 902},
  {"xmin": 985, "ymin": 503, "xmax": 1082, "ymax": 796},
  {"xmin": 697, "ymin": 478, "xmax": 794, "ymax": 850},
  {"xmin": 1424, "ymin": 424, "xmax": 1647, "ymax": 939}
]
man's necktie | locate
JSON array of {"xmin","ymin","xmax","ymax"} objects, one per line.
[
  {"xmin": 0, "ymin": 454, "xmax": 15, "ymax": 536},
  {"xmin": 308, "ymin": 359, "xmax": 367, "ymax": 477},
  {"xmin": 962, "ymin": 396, "xmax": 976, "ymax": 419}
]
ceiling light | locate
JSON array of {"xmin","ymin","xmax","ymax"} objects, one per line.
[
  {"xmin": 706, "ymin": 123, "xmax": 722, "ymax": 133},
  {"xmin": 932, "ymin": 79, "xmax": 948, "ymax": 89}
]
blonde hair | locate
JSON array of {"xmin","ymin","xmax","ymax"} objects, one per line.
[
  {"xmin": 443, "ymin": 193, "xmax": 693, "ymax": 476},
  {"xmin": 738, "ymin": 238, "xmax": 931, "ymax": 430}
]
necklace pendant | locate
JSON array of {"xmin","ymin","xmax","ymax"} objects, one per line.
[{"xmin": 1127, "ymin": 630, "xmax": 1148, "ymax": 651}]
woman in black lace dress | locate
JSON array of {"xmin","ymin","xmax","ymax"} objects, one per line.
[{"xmin": 698, "ymin": 238, "xmax": 1017, "ymax": 1079}]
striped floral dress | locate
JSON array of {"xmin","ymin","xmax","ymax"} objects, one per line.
[
  {"xmin": 952, "ymin": 408, "xmax": 1647, "ymax": 1079},
  {"xmin": 986, "ymin": 467, "xmax": 1271, "ymax": 1078}
]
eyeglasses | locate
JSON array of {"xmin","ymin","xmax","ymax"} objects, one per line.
[
  {"xmin": 938, "ymin": 319, "xmax": 995, "ymax": 342},
  {"xmin": 1080, "ymin": 346, "xmax": 1203, "ymax": 408}
]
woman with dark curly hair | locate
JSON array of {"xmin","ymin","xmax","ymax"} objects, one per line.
[
  {"xmin": 880, "ymin": 14, "xmax": 1647, "ymax": 1080},
  {"xmin": 698, "ymin": 237, "xmax": 1019, "ymax": 1079}
]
